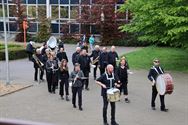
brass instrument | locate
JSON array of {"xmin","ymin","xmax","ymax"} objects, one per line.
[
  {"xmin": 32, "ymin": 54, "xmax": 44, "ymax": 70},
  {"xmin": 91, "ymin": 56, "xmax": 99, "ymax": 65}
]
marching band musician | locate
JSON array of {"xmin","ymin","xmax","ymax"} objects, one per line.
[
  {"xmin": 99, "ymin": 47, "xmax": 108, "ymax": 75},
  {"xmin": 81, "ymin": 42, "xmax": 89, "ymax": 53},
  {"xmin": 148, "ymin": 58, "xmax": 168, "ymax": 112},
  {"xmin": 108, "ymin": 46, "xmax": 119, "ymax": 70},
  {"xmin": 46, "ymin": 52, "xmax": 59, "ymax": 94},
  {"xmin": 59, "ymin": 59, "xmax": 70, "ymax": 101},
  {"xmin": 72, "ymin": 47, "xmax": 81, "ymax": 65},
  {"xmin": 57, "ymin": 47, "xmax": 68, "ymax": 62},
  {"xmin": 116, "ymin": 57, "xmax": 130, "ymax": 103},
  {"xmin": 32, "ymin": 49, "xmax": 44, "ymax": 82},
  {"xmin": 26, "ymin": 41, "xmax": 35, "ymax": 61},
  {"xmin": 90, "ymin": 45, "xmax": 101, "ymax": 80},
  {"xmin": 70, "ymin": 63, "xmax": 85, "ymax": 111},
  {"xmin": 77, "ymin": 49, "xmax": 91, "ymax": 90},
  {"xmin": 96, "ymin": 64, "xmax": 120, "ymax": 125}
]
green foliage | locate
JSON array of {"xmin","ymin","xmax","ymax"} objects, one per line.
[
  {"xmin": 122, "ymin": 46, "xmax": 188, "ymax": 72},
  {"xmin": 119, "ymin": 0, "xmax": 188, "ymax": 49},
  {"xmin": 36, "ymin": 7, "xmax": 51, "ymax": 43},
  {"xmin": 0, "ymin": 43, "xmax": 27, "ymax": 60}
]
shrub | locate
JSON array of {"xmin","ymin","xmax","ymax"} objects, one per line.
[{"xmin": 0, "ymin": 44, "xmax": 27, "ymax": 60}]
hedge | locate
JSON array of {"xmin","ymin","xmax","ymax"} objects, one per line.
[{"xmin": 0, "ymin": 44, "xmax": 27, "ymax": 60}]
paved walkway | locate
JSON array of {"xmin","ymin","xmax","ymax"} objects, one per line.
[{"xmin": 0, "ymin": 44, "xmax": 188, "ymax": 125}]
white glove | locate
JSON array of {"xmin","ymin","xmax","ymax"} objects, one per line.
[{"xmin": 152, "ymin": 80, "xmax": 155, "ymax": 86}]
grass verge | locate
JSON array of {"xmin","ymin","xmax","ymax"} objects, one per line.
[{"xmin": 122, "ymin": 46, "xmax": 188, "ymax": 72}]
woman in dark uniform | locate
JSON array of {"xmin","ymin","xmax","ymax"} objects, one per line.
[{"xmin": 59, "ymin": 59, "xmax": 69, "ymax": 101}]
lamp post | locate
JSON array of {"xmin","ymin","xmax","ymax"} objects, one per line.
[{"xmin": 2, "ymin": 0, "xmax": 10, "ymax": 85}]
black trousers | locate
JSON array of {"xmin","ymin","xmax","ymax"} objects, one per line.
[
  {"xmin": 83, "ymin": 71, "xmax": 89, "ymax": 89},
  {"xmin": 100, "ymin": 67, "xmax": 105, "ymax": 75},
  {"xmin": 119, "ymin": 82, "xmax": 128, "ymax": 95},
  {"xmin": 46, "ymin": 72, "xmax": 57, "ymax": 93},
  {"xmin": 59, "ymin": 79, "xmax": 69, "ymax": 96},
  {"xmin": 151, "ymin": 85, "xmax": 165, "ymax": 109},
  {"xmin": 93, "ymin": 63, "xmax": 98, "ymax": 78},
  {"xmin": 34, "ymin": 67, "xmax": 44, "ymax": 81},
  {"xmin": 72, "ymin": 87, "xmax": 82, "ymax": 108},
  {"xmin": 102, "ymin": 96, "xmax": 116, "ymax": 123}
]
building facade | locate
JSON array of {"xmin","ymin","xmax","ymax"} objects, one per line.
[{"xmin": 0, "ymin": 0, "xmax": 127, "ymax": 35}]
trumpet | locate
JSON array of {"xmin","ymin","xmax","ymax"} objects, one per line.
[{"xmin": 32, "ymin": 54, "xmax": 44, "ymax": 70}]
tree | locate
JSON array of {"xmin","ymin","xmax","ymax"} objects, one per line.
[
  {"xmin": 36, "ymin": 6, "xmax": 51, "ymax": 43},
  {"xmin": 119, "ymin": 0, "xmax": 188, "ymax": 48},
  {"xmin": 77, "ymin": 0, "xmax": 126, "ymax": 45}
]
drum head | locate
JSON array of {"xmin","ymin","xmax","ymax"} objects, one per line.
[
  {"xmin": 107, "ymin": 89, "xmax": 114, "ymax": 94},
  {"xmin": 156, "ymin": 75, "xmax": 166, "ymax": 95}
]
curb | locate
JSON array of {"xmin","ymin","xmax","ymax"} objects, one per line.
[{"xmin": 0, "ymin": 84, "xmax": 33, "ymax": 97}]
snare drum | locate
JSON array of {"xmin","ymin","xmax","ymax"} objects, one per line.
[
  {"xmin": 156, "ymin": 73, "xmax": 174, "ymax": 95},
  {"xmin": 107, "ymin": 88, "xmax": 120, "ymax": 102}
]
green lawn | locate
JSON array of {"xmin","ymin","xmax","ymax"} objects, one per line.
[{"xmin": 122, "ymin": 46, "xmax": 188, "ymax": 72}]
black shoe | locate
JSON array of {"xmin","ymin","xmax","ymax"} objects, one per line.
[
  {"xmin": 161, "ymin": 108, "xmax": 168, "ymax": 112},
  {"xmin": 111, "ymin": 121, "xmax": 119, "ymax": 125},
  {"xmin": 73, "ymin": 104, "xmax": 77, "ymax": 108},
  {"xmin": 152, "ymin": 107, "xmax": 156, "ymax": 110},
  {"xmin": 103, "ymin": 122, "xmax": 109, "ymax": 125},
  {"xmin": 79, "ymin": 107, "xmax": 83, "ymax": 111},
  {"xmin": 52, "ymin": 91, "xmax": 56, "ymax": 94},
  {"xmin": 85, "ymin": 88, "xmax": 90, "ymax": 91},
  {"xmin": 61, "ymin": 96, "xmax": 64, "ymax": 100},
  {"xmin": 66, "ymin": 96, "xmax": 70, "ymax": 101},
  {"xmin": 125, "ymin": 98, "xmax": 130, "ymax": 103}
]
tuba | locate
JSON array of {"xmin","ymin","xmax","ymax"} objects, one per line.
[{"xmin": 47, "ymin": 36, "xmax": 57, "ymax": 52}]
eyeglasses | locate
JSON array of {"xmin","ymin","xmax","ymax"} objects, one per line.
[{"xmin": 154, "ymin": 61, "xmax": 160, "ymax": 63}]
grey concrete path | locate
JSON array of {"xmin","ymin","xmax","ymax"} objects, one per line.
[{"xmin": 0, "ymin": 44, "xmax": 188, "ymax": 125}]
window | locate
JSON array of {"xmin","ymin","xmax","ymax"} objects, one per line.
[
  {"xmin": 38, "ymin": 0, "xmax": 46, "ymax": 4},
  {"xmin": 21, "ymin": 0, "xmax": 26, "ymax": 4},
  {"xmin": 28, "ymin": 22, "xmax": 37, "ymax": 32},
  {"xmin": 9, "ymin": 5, "xmax": 16, "ymax": 17},
  {"xmin": 51, "ymin": 6, "xmax": 59, "ymax": 19},
  {"xmin": 60, "ymin": 24, "xmax": 69, "ymax": 33},
  {"xmin": 70, "ymin": 6, "xmax": 79, "ymax": 19},
  {"xmin": 38, "ymin": 6, "xmax": 46, "ymax": 19},
  {"xmin": 70, "ymin": 24, "xmax": 79, "ymax": 33},
  {"xmin": 70, "ymin": 0, "xmax": 79, "ymax": 4},
  {"xmin": 51, "ymin": 23, "xmax": 59, "ymax": 33},
  {"xmin": 28, "ymin": 0, "xmax": 36, "ymax": 4},
  {"xmin": 91, "ymin": 25, "xmax": 100, "ymax": 34},
  {"xmin": 81, "ymin": 24, "xmax": 90, "ymax": 34},
  {"xmin": 0, "ymin": 22, "xmax": 3, "ymax": 31},
  {"xmin": 60, "ymin": 0, "xmax": 69, "ymax": 4},
  {"xmin": 0, "ymin": 5, "xmax": 3, "ymax": 17},
  {"xmin": 9, "ymin": 22, "xmax": 17, "ymax": 31},
  {"xmin": 28, "ymin": 6, "xmax": 36, "ymax": 18},
  {"xmin": 60, "ymin": 6, "xmax": 69, "ymax": 18},
  {"xmin": 116, "ymin": 6, "xmax": 126, "ymax": 19},
  {"xmin": 81, "ymin": 0, "xmax": 90, "ymax": 4},
  {"xmin": 50, "ymin": 0, "xmax": 58, "ymax": 4}
]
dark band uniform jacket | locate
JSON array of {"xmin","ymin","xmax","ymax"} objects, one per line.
[
  {"xmin": 72, "ymin": 52, "xmax": 80, "ymax": 65},
  {"xmin": 148, "ymin": 66, "xmax": 164, "ymax": 81},
  {"xmin": 57, "ymin": 51, "xmax": 68, "ymax": 62},
  {"xmin": 108, "ymin": 51, "xmax": 119, "ymax": 67},
  {"xmin": 77, "ymin": 55, "xmax": 91, "ymax": 73},
  {"xmin": 70, "ymin": 70, "xmax": 84, "ymax": 87},
  {"xmin": 99, "ymin": 51, "xmax": 108, "ymax": 68}
]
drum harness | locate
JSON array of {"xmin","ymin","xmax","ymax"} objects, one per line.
[
  {"xmin": 105, "ymin": 72, "xmax": 115, "ymax": 89},
  {"xmin": 152, "ymin": 66, "xmax": 164, "ymax": 80}
]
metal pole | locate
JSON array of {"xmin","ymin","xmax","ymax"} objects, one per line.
[{"xmin": 2, "ymin": 0, "xmax": 10, "ymax": 85}]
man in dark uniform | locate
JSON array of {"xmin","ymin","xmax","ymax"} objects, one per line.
[
  {"xmin": 77, "ymin": 49, "xmax": 91, "ymax": 90},
  {"xmin": 148, "ymin": 58, "xmax": 168, "ymax": 112},
  {"xmin": 108, "ymin": 46, "xmax": 119, "ymax": 70},
  {"xmin": 26, "ymin": 41, "xmax": 35, "ymax": 61},
  {"xmin": 90, "ymin": 45, "xmax": 101, "ymax": 80},
  {"xmin": 57, "ymin": 47, "xmax": 68, "ymax": 62},
  {"xmin": 72, "ymin": 47, "xmax": 81, "ymax": 65},
  {"xmin": 96, "ymin": 64, "xmax": 120, "ymax": 125},
  {"xmin": 32, "ymin": 49, "xmax": 44, "ymax": 82},
  {"xmin": 81, "ymin": 42, "xmax": 89, "ymax": 53},
  {"xmin": 70, "ymin": 63, "xmax": 85, "ymax": 111},
  {"xmin": 99, "ymin": 47, "xmax": 108, "ymax": 75}
]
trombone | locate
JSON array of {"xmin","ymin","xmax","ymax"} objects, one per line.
[
  {"xmin": 91, "ymin": 56, "xmax": 99, "ymax": 65},
  {"xmin": 32, "ymin": 54, "xmax": 44, "ymax": 70}
]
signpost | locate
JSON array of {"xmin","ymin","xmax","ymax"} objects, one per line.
[{"xmin": 22, "ymin": 19, "xmax": 28, "ymax": 48}]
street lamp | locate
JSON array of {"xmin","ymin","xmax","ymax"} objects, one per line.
[{"xmin": 100, "ymin": 10, "xmax": 104, "ymax": 43}]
